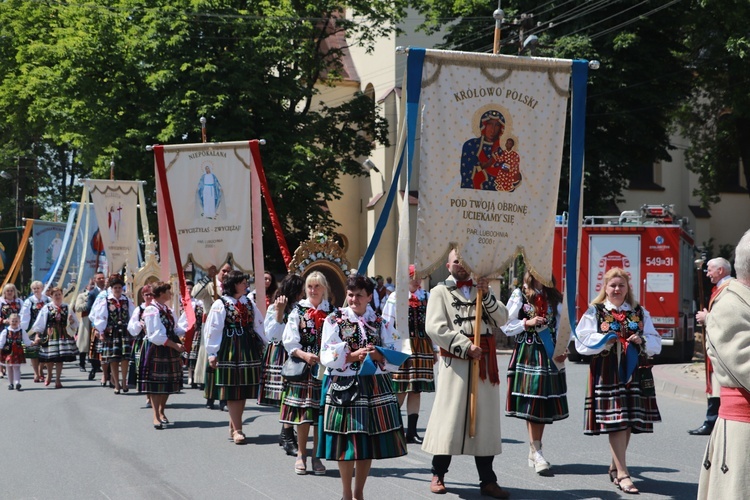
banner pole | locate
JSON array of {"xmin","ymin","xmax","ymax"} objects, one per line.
[
  {"xmin": 469, "ymin": 287, "xmax": 482, "ymax": 438},
  {"xmin": 493, "ymin": 1, "xmax": 504, "ymax": 55}
]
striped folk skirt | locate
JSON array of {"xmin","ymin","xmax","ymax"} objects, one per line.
[
  {"xmin": 506, "ymin": 333, "xmax": 569, "ymax": 423},
  {"xmin": 391, "ymin": 336, "xmax": 435, "ymax": 394},
  {"xmin": 258, "ymin": 341, "xmax": 287, "ymax": 407},
  {"xmin": 23, "ymin": 333, "xmax": 41, "ymax": 359},
  {"xmin": 134, "ymin": 337, "xmax": 149, "ymax": 386},
  {"xmin": 584, "ymin": 349, "xmax": 661, "ymax": 435},
  {"xmin": 139, "ymin": 343, "xmax": 183, "ymax": 394},
  {"xmin": 280, "ymin": 368, "xmax": 321, "ymax": 425},
  {"xmin": 39, "ymin": 325, "xmax": 79, "ymax": 363},
  {"xmin": 317, "ymin": 373, "xmax": 407, "ymax": 461},
  {"xmin": 188, "ymin": 327, "xmax": 202, "ymax": 366},
  {"xmin": 204, "ymin": 330, "xmax": 261, "ymax": 401},
  {"xmin": 99, "ymin": 326, "xmax": 133, "ymax": 363}
]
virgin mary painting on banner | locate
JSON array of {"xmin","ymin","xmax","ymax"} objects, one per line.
[{"xmin": 196, "ymin": 163, "xmax": 225, "ymax": 220}]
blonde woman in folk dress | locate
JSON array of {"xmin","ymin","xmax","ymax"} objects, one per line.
[
  {"xmin": 380, "ymin": 265, "xmax": 436, "ymax": 445},
  {"xmin": 262, "ymin": 273, "xmax": 305, "ymax": 457},
  {"xmin": 20, "ymin": 280, "xmax": 50, "ymax": 383},
  {"xmin": 319, "ymin": 275, "xmax": 406, "ymax": 500},
  {"xmin": 503, "ymin": 272, "xmax": 569, "ymax": 475},
  {"xmin": 281, "ymin": 271, "xmax": 332, "ymax": 476},
  {"xmin": 31, "ymin": 287, "xmax": 79, "ymax": 388},
  {"xmin": 575, "ymin": 267, "xmax": 662, "ymax": 495},
  {"xmin": 141, "ymin": 282, "xmax": 185, "ymax": 430},
  {"xmin": 204, "ymin": 270, "xmax": 267, "ymax": 444},
  {"xmin": 90, "ymin": 274, "xmax": 135, "ymax": 394},
  {"xmin": 1, "ymin": 313, "xmax": 34, "ymax": 390},
  {"xmin": 0, "ymin": 284, "xmax": 23, "ymax": 378}
]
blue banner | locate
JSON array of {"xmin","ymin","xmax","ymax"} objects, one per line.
[
  {"xmin": 31, "ymin": 221, "xmax": 66, "ymax": 282},
  {"xmin": 43, "ymin": 203, "xmax": 104, "ymax": 290}
]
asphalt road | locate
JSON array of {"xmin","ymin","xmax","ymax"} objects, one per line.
[{"xmin": 1, "ymin": 356, "xmax": 707, "ymax": 500}]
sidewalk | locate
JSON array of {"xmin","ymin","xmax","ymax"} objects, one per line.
[{"xmin": 653, "ymin": 361, "xmax": 707, "ymax": 402}]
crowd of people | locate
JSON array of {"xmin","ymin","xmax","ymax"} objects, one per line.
[{"xmin": 2, "ymin": 229, "xmax": 749, "ymax": 499}]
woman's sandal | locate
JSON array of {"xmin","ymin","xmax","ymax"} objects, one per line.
[
  {"xmin": 311, "ymin": 457, "xmax": 326, "ymax": 476},
  {"xmin": 614, "ymin": 475, "xmax": 639, "ymax": 495},
  {"xmin": 232, "ymin": 430, "xmax": 246, "ymax": 445},
  {"xmin": 608, "ymin": 467, "xmax": 617, "ymax": 483},
  {"xmin": 295, "ymin": 455, "xmax": 307, "ymax": 475}
]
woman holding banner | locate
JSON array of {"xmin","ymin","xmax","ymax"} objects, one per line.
[
  {"xmin": 20, "ymin": 280, "xmax": 50, "ymax": 383},
  {"xmin": 90, "ymin": 274, "xmax": 135, "ymax": 394},
  {"xmin": 318, "ymin": 274, "xmax": 406, "ymax": 500},
  {"xmin": 575, "ymin": 267, "xmax": 662, "ymax": 495},
  {"xmin": 31, "ymin": 287, "xmax": 79, "ymax": 388},
  {"xmin": 281, "ymin": 271, "xmax": 332, "ymax": 475},
  {"xmin": 141, "ymin": 282, "xmax": 185, "ymax": 429},
  {"xmin": 502, "ymin": 272, "xmax": 568, "ymax": 475},
  {"xmin": 204, "ymin": 270, "xmax": 267, "ymax": 444}
]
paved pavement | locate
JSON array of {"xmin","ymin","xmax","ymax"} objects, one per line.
[
  {"xmin": 652, "ymin": 361, "xmax": 707, "ymax": 403},
  {"xmin": 0, "ymin": 355, "xmax": 709, "ymax": 500}
]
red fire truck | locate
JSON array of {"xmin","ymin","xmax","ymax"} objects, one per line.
[{"xmin": 554, "ymin": 204, "xmax": 696, "ymax": 362}]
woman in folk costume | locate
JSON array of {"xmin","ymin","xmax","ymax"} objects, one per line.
[
  {"xmin": 128, "ymin": 284, "xmax": 155, "ymax": 407},
  {"xmin": 381, "ymin": 264, "xmax": 436, "ymax": 445},
  {"xmin": 140, "ymin": 282, "xmax": 185, "ymax": 429},
  {"xmin": 31, "ymin": 287, "xmax": 79, "ymax": 388},
  {"xmin": 281, "ymin": 271, "xmax": 332, "ymax": 476},
  {"xmin": 318, "ymin": 274, "xmax": 406, "ymax": 500},
  {"xmin": 198, "ymin": 261, "xmax": 232, "ymax": 411},
  {"xmin": 0, "ymin": 283, "xmax": 23, "ymax": 378},
  {"xmin": 575, "ymin": 267, "xmax": 662, "ymax": 495},
  {"xmin": 90, "ymin": 274, "xmax": 135, "ymax": 394},
  {"xmin": 261, "ymin": 273, "xmax": 305, "ymax": 457},
  {"xmin": 20, "ymin": 280, "xmax": 50, "ymax": 383},
  {"xmin": 503, "ymin": 272, "xmax": 569, "ymax": 475},
  {"xmin": 204, "ymin": 270, "xmax": 267, "ymax": 444},
  {"xmin": 698, "ymin": 229, "xmax": 750, "ymax": 499},
  {"xmin": 181, "ymin": 280, "xmax": 205, "ymax": 389},
  {"xmin": 1, "ymin": 313, "xmax": 34, "ymax": 391}
]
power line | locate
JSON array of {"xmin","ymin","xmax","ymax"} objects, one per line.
[{"xmin": 589, "ymin": 0, "xmax": 685, "ymax": 40}]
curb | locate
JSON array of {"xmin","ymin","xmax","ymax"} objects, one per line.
[{"xmin": 653, "ymin": 364, "xmax": 706, "ymax": 403}]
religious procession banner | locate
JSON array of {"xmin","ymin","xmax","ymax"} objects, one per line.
[
  {"xmin": 413, "ymin": 49, "xmax": 575, "ymax": 281},
  {"xmin": 31, "ymin": 220, "xmax": 66, "ymax": 282},
  {"xmin": 385, "ymin": 48, "xmax": 588, "ymax": 365},
  {"xmin": 84, "ymin": 180, "xmax": 141, "ymax": 275},
  {"xmin": 43, "ymin": 203, "xmax": 105, "ymax": 292},
  {"xmin": 153, "ymin": 141, "xmax": 256, "ymax": 273}
]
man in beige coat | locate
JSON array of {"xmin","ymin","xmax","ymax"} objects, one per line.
[
  {"xmin": 698, "ymin": 229, "xmax": 750, "ymax": 499},
  {"xmin": 422, "ymin": 249, "xmax": 510, "ymax": 498}
]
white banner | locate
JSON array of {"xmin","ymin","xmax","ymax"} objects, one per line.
[
  {"xmin": 158, "ymin": 142, "xmax": 254, "ymax": 272},
  {"xmin": 84, "ymin": 180, "xmax": 141, "ymax": 275},
  {"xmin": 415, "ymin": 51, "xmax": 572, "ymax": 281}
]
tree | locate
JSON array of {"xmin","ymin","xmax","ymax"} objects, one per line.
[
  {"xmin": 676, "ymin": 0, "xmax": 750, "ymax": 207},
  {"xmin": 412, "ymin": 0, "xmax": 693, "ymax": 214},
  {"xmin": 0, "ymin": 0, "xmax": 406, "ymax": 270}
]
